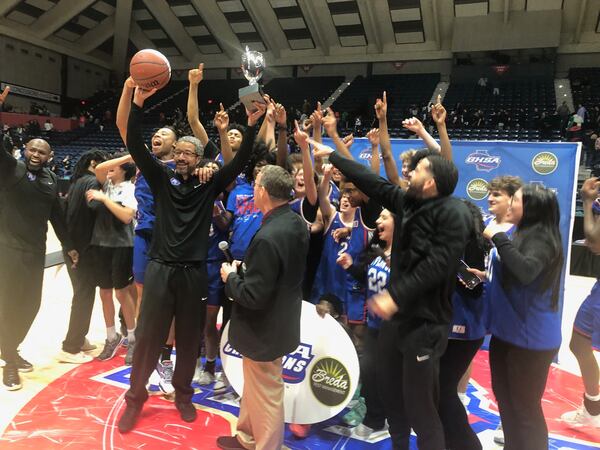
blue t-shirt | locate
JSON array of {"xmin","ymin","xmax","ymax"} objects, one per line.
[
  {"xmin": 226, "ymin": 181, "xmax": 262, "ymax": 260},
  {"xmin": 366, "ymin": 255, "xmax": 390, "ymax": 329},
  {"xmin": 134, "ymin": 159, "xmax": 176, "ymax": 232}
]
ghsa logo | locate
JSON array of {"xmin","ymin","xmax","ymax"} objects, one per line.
[
  {"xmin": 358, "ymin": 147, "xmax": 382, "ymax": 162},
  {"xmin": 222, "ymin": 341, "xmax": 315, "ymax": 384},
  {"xmin": 465, "ymin": 150, "xmax": 501, "ymax": 172}
]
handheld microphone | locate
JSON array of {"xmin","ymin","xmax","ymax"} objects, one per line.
[{"xmin": 218, "ymin": 241, "xmax": 233, "ymax": 263}]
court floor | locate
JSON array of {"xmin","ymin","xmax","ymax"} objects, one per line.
[{"xmin": 1, "ymin": 231, "xmax": 599, "ymax": 449}]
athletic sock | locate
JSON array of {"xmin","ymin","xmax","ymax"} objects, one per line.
[
  {"xmin": 161, "ymin": 344, "xmax": 173, "ymax": 362},
  {"xmin": 127, "ymin": 329, "xmax": 136, "ymax": 344},
  {"xmin": 584, "ymin": 392, "xmax": 600, "ymax": 415},
  {"xmin": 205, "ymin": 358, "xmax": 216, "ymax": 375},
  {"xmin": 107, "ymin": 326, "xmax": 117, "ymax": 342}
]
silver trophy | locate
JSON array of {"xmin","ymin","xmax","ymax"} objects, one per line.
[{"xmin": 239, "ymin": 46, "xmax": 266, "ymax": 111}]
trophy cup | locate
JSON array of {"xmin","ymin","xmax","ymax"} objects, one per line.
[{"xmin": 239, "ymin": 46, "xmax": 266, "ymax": 111}]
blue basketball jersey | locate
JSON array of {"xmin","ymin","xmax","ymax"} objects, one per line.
[
  {"xmin": 366, "ymin": 255, "xmax": 390, "ymax": 329},
  {"xmin": 134, "ymin": 159, "xmax": 176, "ymax": 232},
  {"xmin": 226, "ymin": 181, "xmax": 262, "ymax": 260},
  {"xmin": 207, "ymin": 199, "xmax": 230, "ymax": 263},
  {"xmin": 329, "ymin": 181, "xmax": 340, "ymax": 209}
]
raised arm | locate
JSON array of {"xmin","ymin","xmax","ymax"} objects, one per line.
[
  {"xmin": 314, "ymin": 144, "xmax": 404, "ymax": 214},
  {"xmin": 375, "ymin": 92, "xmax": 401, "ymax": 185},
  {"xmin": 257, "ymin": 97, "xmax": 276, "ymax": 149},
  {"xmin": 214, "ymin": 103, "xmax": 233, "ymax": 163},
  {"xmin": 293, "ymin": 120, "xmax": 317, "ymax": 205},
  {"xmin": 366, "ymin": 128, "xmax": 380, "ymax": 174},
  {"xmin": 116, "ymin": 77, "xmax": 136, "ymax": 145},
  {"xmin": 275, "ymin": 103, "xmax": 288, "ymax": 169},
  {"xmin": 402, "ymin": 117, "xmax": 441, "ymax": 153},
  {"xmin": 213, "ymin": 103, "xmax": 266, "ymax": 192},
  {"xmin": 318, "ymin": 164, "xmax": 337, "ymax": 227},
  {"xmin": 322, "ymin": 107, "xmax": 353, "ymax": 160},
  {"xmin": 581, "ymin": 177, "xmax": 600, "ymax": 253},
  {"xmin": 187, "ymin": 63, "xmax": 209, "ymax": 147},
  {"xmin": 431, "ymin": 96, "xmax": 452, "ymax": 161},
  {"xmin": 94, "ymin": 153, "xmax": 134, "ymax": 184},
  {"xmin": 127, "ymin": 87, "xmax": 164, "ymax": 185}
]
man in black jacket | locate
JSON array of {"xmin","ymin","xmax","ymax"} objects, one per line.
[
  {"xmin": 0, "ymin": 85, "xmax": 78, "ymax": 391},
  {"xmin": 117, "ymin": 86, "xmax": 265, "ymax": 433},
  {"xmin": 216, "ymin": 165, "xmax": 309, "ymax": 450},
  {"xmin": 314, "ymin": 144, "xmax": 471, "ymax": 450}
]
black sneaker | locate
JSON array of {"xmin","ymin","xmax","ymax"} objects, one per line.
[
  {"xmin": 15, "ymin": 353, "xmax": 33, "ymax": 373},
  {"xmin": 117, "ymin": 405, "xmax": 141, "ymax": 433},
  {"xmin": 176, "ymin": 402, "xmax": 197, "ymax": 423},
  {"xmin": 3, "ymin": 363, "xmax": 22, "ymax": 391},
  {"xmin": 97, "ymin": 334, "xmax": 124, "ymax": 361}
]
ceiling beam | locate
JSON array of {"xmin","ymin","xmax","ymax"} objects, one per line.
[
  {"xmin": 112, "ymin": 0, "xmax": 133, "ymax": 76},
  {"xmin": 190, "ymin": 0, "xmax": 240, "ymax": 60},
  {"xmin": 129, "ymin": 20, "xmax": 154, "ymax": 50},
  {"xmin": 0, "ymin": 19, "xmax": 111, "ymax": 68},
  {"xmin": 574, "ymin": 0, "xmax": 588, "ymax": 44},
  {"xmin": 142, "ymin": 0, "xmax": 199, "ymax": 62},
  {"xmin": 297, "ymin": 0, "xmax": 338, "ymax": 56},
  {"xmin": 79, "ymin": 15, "xmax": 114, "ymax": 54},
  {"xmin": 0, "ymin": 0, "xmax": 21, "ymax": 17},
  {"xmin": 242, "ymin": 0, "xmax": 287, "ymax": 58},
  {"xmin": 32, "ymin": 0, "xmax": 96, "ymax": 40},
  {"xmin": 356, "ymin": 0, "xmax": 382, "ymax": 52}
]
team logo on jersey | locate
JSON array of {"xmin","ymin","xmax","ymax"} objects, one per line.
[
  {"xmin": 310, "ymin": 357, "xmax": 351, "ymax": 406},
  {"xmin": 466, "ymin": 178, "xmax": 489, "ymax": 201},
  {"xmin": 532, "ymin": 152, "xmax": 558, "ymax": 175},
  {"xmin": 169, "ymin": 177, "xmax": 181, "ymax": 186},
  {"xmin": 465, "ymin": 150, "xmax": 501, "ymax": 172},
  {"xmin": 26, "ymin": 171, "xmax": 37, "ymax": 181},
  {"xmin": 222, "ymin": 342, "xmax": 315, "ymax": 384}
]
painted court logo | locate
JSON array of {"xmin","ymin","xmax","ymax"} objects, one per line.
[
  {"xmin": 532, "ymin": 152, "xmax": 558, "ymax": 175},
  {"xmin": 310, "ymin": 357, "xmax": 351, "ymax": 406},
  {"xmin": 222, "ymin": 341, "xmax": 314, "ymax": 384},
  {"xmin": 466, "ymin": 178, "xmax": 489, "ymax": 201},
  {"xmin": 465, "ymin": 150, "xmax": 501, "ymax": 172}
]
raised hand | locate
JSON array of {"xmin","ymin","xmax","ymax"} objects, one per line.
[
  {"xmin": 342, "ymin": 133, "xmax": 354, "ymax": 149},
  {"xmin": 322, "ymin": 163, "xmax": 334, "ymax": 179},
  {"xmin": 293, "ymin": 120, "xmax": 309, "ymax": 147},
  {"xmin": 402, "ymin": 117, "xmax": 424, "ymax": 134},
  {"xmin": 0, "ymin": 85, "xmax": 10, "ymax": 104},
  {"xmin": 133, "ymin": 86, "xmax": 157, "ymax": 108},
  {"xmin": 374, "ymin": 91, "xmax": 387, "ymax": 120},
  {"xmin": 275, "ymin": 103, "xmax": 287, "ymax": 127},
  {"xmin": 213, "ymin": 103, "xmax": 229, "ymax": 132},
  {"xmin": 367, "ymin": 128, "xmax": 380, "ymax": 146},
  {"xmin": 581, "ymin": 177, "xmax": 600, "ymax": 202},
  {"xmin": 246, "ymin": 101, "xmax": 267, "ymax": 127},
  {"xmin": 265, "ymin": 97, "xmax": 276, "ymax": 124},
  {"xmin": 322, "ymin": 107, "xmax": 338, "ymax": 137},
  {"xmin": 431, "ymin": 97, "xmax": 447, "ymax": 125},
  {"xmin": 188, "ymin": 63, "xmax": 204, "ymax": 85},
  {"xmin": 312, "ymin": 102, "xmax": 323, "ymax": 126},
  {"xmin": 308, "ymin": 138, "xmax": 334, "ymax": 159},
  {"xmin": 124, "ymin": 77, "xmax": 136, "ymax": 89}
]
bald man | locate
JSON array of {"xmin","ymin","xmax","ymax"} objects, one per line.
[{"xmin": 0, "ymin": 128, "xmax": 77, "ymax": 391}]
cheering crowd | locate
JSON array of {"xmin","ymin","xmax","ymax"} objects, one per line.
[{"xmin": 1, "ymin": 63, "xmax": 599, "ymax": 450}]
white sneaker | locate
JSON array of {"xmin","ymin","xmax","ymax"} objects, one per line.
[
  {"xmin": 57, "ymin": 351, "xmax": 93, "ymax": 364},
  {"xmin": 213, "ymin": 373, "xmax": 230, "ymax": 393},
  {"xmin": 354, "ymin": 422, "xmax": 388, "ymax": 438},
  {"xmin": 561, "ymin": 404, "xmax": 600, "ymax": 428},
  {"xmin": 157, "ymin": 360, "xmax": 175, "ymax": 395},
  {"xmin": 493, "ymin": 422, "xmax": 504, "ymax": 445},
  {"xmin": 196, "ymin": 370, "xmax": 216, "ymax": 386}
]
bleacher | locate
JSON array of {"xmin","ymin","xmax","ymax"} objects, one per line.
[
  {"xmin": 570, "ymin": 67, "xmax": 600, "ymax": 110},
  {"xmin": 263, "ymin": 76, "xmax": 344, "ymax": 111}
]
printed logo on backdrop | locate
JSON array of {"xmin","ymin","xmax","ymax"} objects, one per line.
[
  {"xmin": 532, "ymin": 152, "xmax": 558, "ymax": 175},
  {"xmin": 358, "ymin": 147, "xmax": 382, "ymax": 161},
  {"xmin": 222, "ymin": 341, "xmax": 315, "ymax": 384},
  {"xmin": 465, "ymin": 150, "xmax": 501, "ymax": 172},
  {"xmin": 466, "ymin": 178, "xmax": 489, "ymax": 201},
  {"xmin": 310, "ymin": 357, "xmax": 351, "ymax": 406}
]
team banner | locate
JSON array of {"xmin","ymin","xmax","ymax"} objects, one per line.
[
  {"xmin": 325, "ymin": 137, "xmax": 581, "ymax": 320},
  {"xmin": 220, "ymin": 300, "xmax": 360, "ymax": 424}
]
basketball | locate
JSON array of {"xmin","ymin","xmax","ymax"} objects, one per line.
[{"xmin": 129, "ymin": 49, "xmax": 171, "ymax": 90}]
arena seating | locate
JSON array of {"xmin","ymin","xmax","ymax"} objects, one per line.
[{"xmin": 570, "ymin": 67, "xmax": 600, "ymax": 110}]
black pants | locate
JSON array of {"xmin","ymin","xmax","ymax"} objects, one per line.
[
  {"xmin": 62, "ymin": 247, "xmax": 97, "ymax": 354},
  {"xmin": 125, "ymin": 260, "xmax": 207, "ymax": 407},
  {"xmin": 378, "ymin": 320, "xmax": 448, "ymax": 450},
  {"xmin": 439, "ymin": 338, "xmax": 484, "ymax": 450},
  {"xmin": 0, "ymin": 247, "xmax": 45, "ymax": 363},
  {"xmin": 362, "ymin": 327, "xmax": 386, "ymax": 429},
  {"xmin": 489, "ymin": 336, "xmax": 557, "ymax": 450}
]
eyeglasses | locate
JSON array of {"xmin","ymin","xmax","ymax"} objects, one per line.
[{"xmin": 173, "ymin": 150, "xmax": 198, "ymax": 158}]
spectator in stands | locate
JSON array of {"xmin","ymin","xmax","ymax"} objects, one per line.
[
  {"xmin": 477, "ymin": 76, "xmax": 488, "ymax": 88},
  {"xmin": 44, "ymin": 120, "xmax": 54, "ymax": 132},
  {"xmin": 578, "ymin": 103, "xmax": 588, "ymax": 123}
]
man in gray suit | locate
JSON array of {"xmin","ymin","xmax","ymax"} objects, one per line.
[{"xmin": 217, "ymin": 165, "xmax": 310, "ymax": 450}]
